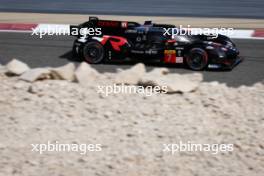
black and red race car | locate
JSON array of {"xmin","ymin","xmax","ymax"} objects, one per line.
[{"xmin": 71, "ymin": 17, "xmax": 242, "ymax": 70}]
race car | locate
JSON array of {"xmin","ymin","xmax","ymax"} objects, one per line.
[{"xmin": 71, "ymin": 17, "xmax": 242, "ymax": 70}]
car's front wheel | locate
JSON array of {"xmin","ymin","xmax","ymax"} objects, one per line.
[
  {"xmin": 83, "ymin": 41, "xmax": 105, "ymax": 64},
  {"xmin": 186, "ymin": 48, "xmax": 208, "ymax": 71}
]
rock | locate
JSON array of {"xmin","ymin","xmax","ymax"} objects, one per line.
[
  {"xmin": 253, "ymin": 82, "xmax": 264, "ymax": 88},
  {"xmin": 115, "ymin": 63, "xmax": 146, "ymax": 85},
  {"xmin": 20, "ymin": 68, "xmax": 51, "ymax": 82},
  {"xmin": 0, "ymin": 63, "xmax": 6, "ymax": 74},
  {"xmin": 50, "ymin": 63, "xmax": 76, "ymax": 81},
  {"xmin": 208, "ymin": 81, "xmax": 220, "ymax": 86},
  {"xmin": 6, "ymin": 59, "xmax": 30, "ymax": 76},
  {"xmin": 27, "ymin": 84, "xmax": 43, "ymax": 94},
  {"xmin": 182, "ymin": 73, "xmax": 203, "ymax": 83},
  {"xmin": 139, "ymin": 73, "xmax": 203, "ymax": 93},
  {"xmin": 27, "ymin": 85, "xmax": 38, "ymax": 94},
  {"xmin": 74, "ymin": 62, "xmax": 100, "ymax": 86},
  {"xmin": 148, "ymin": 68, "xmax": 170, "ymax": 76},
  {"xmin": 116, "ymin": 68, "xmax": 124, "ymax": 73},
  {"xmin": 13, "ymin": 82, "xmax": 25, "ymax": 90}
]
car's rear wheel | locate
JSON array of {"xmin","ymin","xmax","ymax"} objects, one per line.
[
  {"xmin": 186, "ymin": 48, "xmax": 208, "ymax": 71},
  {"xmin": 83, "ymin": 41, "xmax": 105, "ymax": 64}
]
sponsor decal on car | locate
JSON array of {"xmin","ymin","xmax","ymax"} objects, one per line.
[
  {"xmin": 164, "ymin": 50, "xmax": 176, "ymax": 63},
  {"xmin": 121, "ymin": 22, "xmax": 128, "ymax": 28},
  {"xmin": 164, "ymin": 50, "xmax": 184, "ymax": 63},
  {"xmin": 98, "ymin": 21, "xmax": 119, "ymax": 27},
  {"xmin": 100, "ymin": 36, "xmax": 128, "ymax": 52}
]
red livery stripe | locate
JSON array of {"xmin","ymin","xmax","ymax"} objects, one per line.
[
  {"xmin": 0, "ymin": 23, "xmax": 37, "ymax": 31},
  {"xmin": 252, "ymin": 29, "xmax": 264, "ymax": 37}
]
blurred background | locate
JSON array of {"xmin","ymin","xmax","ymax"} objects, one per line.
[{"xmin": 0, "ymin": 0, "xmax": 263, "ymax": 18}]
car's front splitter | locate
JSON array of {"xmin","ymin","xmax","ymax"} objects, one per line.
[{"xmin": 208, "ymin": 56, "xmax": 244, "ymax": 70}]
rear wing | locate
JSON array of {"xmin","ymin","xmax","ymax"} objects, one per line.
[
  {"xmin": 70, "ymin": 16, "xmax": 140, "ymax": 37},
  {"xmin": 87, "ymin": 16, "xmax": 140, "ymax": 28}
]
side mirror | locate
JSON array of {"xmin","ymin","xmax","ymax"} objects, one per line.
[
  {"xmin": 144, "ymin": 21, "xmax": 152, "ymax": 25},
  {"xmin": 89, "ymin": 16, "xmax": 99, "ymax": 21}
]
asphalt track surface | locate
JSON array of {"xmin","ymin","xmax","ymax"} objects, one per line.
[
  {"xmin": 0, "ymin": 0, "xmax": 264, "ymax": 19},
  {"xmin": 0, "ymin": 32, "xmax": 263, "ymax": 87}
]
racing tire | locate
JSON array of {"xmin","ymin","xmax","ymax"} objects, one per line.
[
  {"xmin": 186, "ymin": 48, "xmax": 208, "ymax": 71},
  {"xmin": 83, "ymin": 41, "xmax": 105, "ymax": 64}
]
